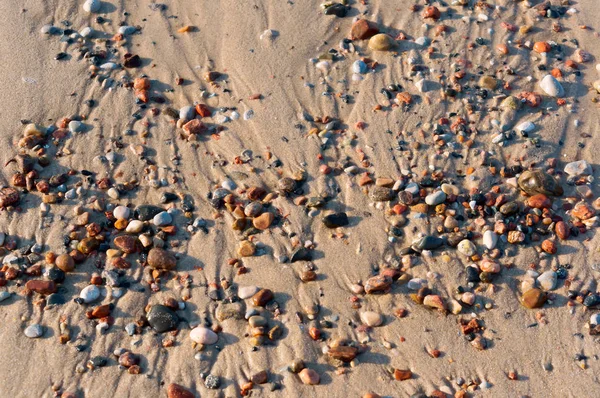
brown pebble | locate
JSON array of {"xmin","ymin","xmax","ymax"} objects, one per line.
[
  {"xmin": 55, "ymin": 254, "xmax": 75, "ymax": 272},
  {"xmin": 520, "ymin": 288, "xmax": 547, "ymax": 309},
  {"xmin": 147, "ymin": 248, "xmax": 177, "ymax": 270},
  {"xmin": 166, "ymin": 383, "xmax": 195, "ymax": 398},
  {"xmin": 393, "ymin": 369, "xmax": 412, "ymax": 381},
  {"xmin": 252, "ymin": 288, "xmax": 274, "ymax": 307}
]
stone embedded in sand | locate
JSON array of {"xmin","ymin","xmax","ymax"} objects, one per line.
[
  {"xmin": 517, "ymin": 170, "xmax": 563, "ymax": 196},
  {"xmin": 507, "ymin": 230, "xmax": 525, "ymax": 244},
  {"xmin": 478, "ymin": 76, "xmax": 497, "ymax": 90},
  {"xmin": 500, "ymin": 95, "xmax": 521, "ymax": 110},
  {"xmin": 539, "ymin": 74, "xmax": 565, "ymax": 97},
  {"xmin": 422, "ymin": 6, "xmax": 441, "ymax": 20},
  {"xmin": 118, "ymin": 351, "xmax": 140, "ymax": 368},
  {"xmin": 368, "ymin": 34, "xmax": 395, "ymax": 51},
  {"xmin": 167, "ymin": 383, "xmax": 195, "ymax": 398},
  {"xmin": 0, "ymin": 187, "xmax": 19, "ymax": 208},
  {"xmin": 26, "ymin": 280, "xmax": 57, "ymax": 295},
  {"xmin": 147, "ymin": 248, "xmax": 177, "ymax": 270},
  {"xmin": 238, "ymin": 240, "xmax": 256, "ymax": 257},
  {"xmin": 564, "ymin": 160, "xmax": 591, "ymax": 177},
  {"xmin": 322, "ymin": 212, "xmax": 349, "ymax": 228},
  {"xmin": 394, "ymin": 369, "xmax": 412, "ymax": 381},
  {"xmin": 516, "ymin": 121, "xmax": 535, "ymax": 134},
  {"xmin": 55, "ymin": 254, "xmax": 75, "ymax": 272},
  {"xmin": 238, "ymin": 285, "xmax": 259, "ymax": 300},
  {"xmin": 83, "ymin": 0, "xmax": 101, "ymax": 13},
  {"xmin": 324, "ymin": 3, "xmax": 348, "ymax": 17},
  {"xmin": 215, "ymin": 302, "xmax": 244, "ymax": 321},
  {"xmin": 350, "ymin": 19, "xmax": 379, "ymax": 40},
  {"xmin": 278, "ymin": 177, "xmax": 297, "ymax": 193},
  {"xmin": 113, "ymin": 235, "xmax": 139, "ymax": 254},
  {"xmin": 328, "ymin": 345, "xmax": 358, "ymax": 362},
  {"xmin": 24, "ymin": 324, "xmax": 43, "ymax": 338},
  {"xmin": 179, "ymin": 106, "xmax": 196, "ymax": 121},
  {"xmin": 252, "ymin": 288, "xmax": 274, "ymax": 307},
  {"xmin": 520, "ymin": 288, "xmax": 547, "ymax": 309},
  {"xmin": 364, "ymin": 275, "xmax": 392, "ymax": 294},
  {"xmin": 253, "ymin": 212, "xmax": 274, "ymax": 230},
  {"xmin": 190, "ymin": 326, "xmax": 218, "ymax": 345},
  {"xmin": 360, "ymin": 311, "xmax": 383, "ymax": 327},
  {"xmin": 298, "ymin": 368, "xmax": 320, "ymax": 385},
  {"xmin": 78, "ymin": 237, "xmax": 100, "ymax": 254},
  {"xmin": 423, "ymin": 295, "xmax": 445, "ymax": 310},
  {"xmin": 147, "ymin": 304, "xmax": 179, "ymax": 333},
  {"xmin": 369, "ymin": 186, "xmax": 394, "ymax": 201},
  {"xmin": 533, "ymin": 41, "xmax": 551, "ymax": 53},
  {"xmin": 415, "ymin": 236, "xmax": 444, "ymax": 250}
]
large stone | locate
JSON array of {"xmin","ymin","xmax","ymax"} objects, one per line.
[
  {"xmin": 517, "ymin": 170, "xmax": 563, "ymax": 196},
  {"xmin": 147, "ymin": 248, "xmax": 177, "ymax": 270},
  {"xmin": 350, "ymin": 20, "xmax": 379, "ymax": 40},
  {"xmin": 167, "ymin": 383, "xmax": 195, "ymax": 398},
  {"xmin": 520, "ymin": 288, "xmax": 547, "ymax": 309},
  {"xmin": 190, "ymin": 326, "xmax": 218, "ymax": 345},
  {"xmin": 147, "ymin": 305, "xmax": 179, "ymax": 333}
]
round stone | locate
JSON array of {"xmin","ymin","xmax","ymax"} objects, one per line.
[
  {"xmin": 113, "ymin": 205, "xmax": 130, "ymax": 220},
  {"xmin": 147, "ymin": 305, "xmax": 179, "ymax": 333},
  {"xmin": 80, "ymin": 285, "xmax": 100, "ymax": 303},
  {"xmin": 360, "ymin": 311, "xmax": 383, "ymax": 327},
  {"xmin": 238, "ymin": 285, "xmax": 259, "ymax": 299},
  {"xmin": 564, "ymin": 160, "xmax": 592, "ymax": 177},
  {"xmin": 190, "ymin": 326, "xmax": 218, "ymax": 345},
  {"xmin": 298, "ymin": 368, "xmax": 320, "ymax": 385},
  {"xmin": 68, "ymin": 121, "xmax": 84, "ymax": 133},
  {"xmin": 55, "ymin": 254, "xmax": 75, "ymax": 272},
  {"xmin": 147, "ymin": 248, "xmax": 177, "ymax": 270},
  {"xmin": 179, "ymin": 106, "xmax": 196, "ymax": 121},
  {"xmin": 24, "ymin": 324, "xmax": 43, "ymax": 338},
  {"xmin": 82, "ymin": 0, "xmax": 101, "ymax": 13},
  {"xmin": 368, "ymin": 34, "xmax": 395, "ymax": 51},
  {"xmin": 457, "ymin": 239, "xmax": 476, "ymax": 256}
]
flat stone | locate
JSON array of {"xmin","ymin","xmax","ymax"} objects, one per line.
[
  {"xmin": 238, "ymin": 285, "xmax": 259, "ymax": 299},
  {"xmin": 126, "ymin": 220, "xmax": 144, "ymax": 233},
  {"xmin": 322, "ymin": 212, "xmax": 349, "ymax": 228},
  {"xmin": 564, "ymin": 160, "xmax": 592, "ymax": 177},
  {"xmin": 24, "ymin": 324, "xmax": 43, "ymax": 338},
  {"xmin": 113, "ymin": 235, "xmax": 139, "ymax": 254},
  {"xmin": 350, "ymin": 19, "xmax": 379, "ymax": 40},
  {"xmin": 360, "ymin": 311, "xmax": 383, "ymax": 327},
  {"xmin": 147, "ymin": 248, "xmax": 177, "ymax": 270},
  {"xmin": 364, "ymin": 275, "xmax": 392, "ymax": 294},
  {"xmin": 190, "ymin": 326, "xmax": 218, "ymax": 345},
  {"xmin": 407, "ymin": 278, "xmax": 428, "ymax": 291},
  {"xmin": 167, "ymin": 383, "xmax": 195, "ymax": 398},
  {"xmin": 369, "ymin": 186, "xmax": 394, "ymax": 201},
  {"xmin": 249, "ymin": 315, "xmax": 267, "ymax": 327},
  {"xmin": 215, "ymin": 301, "xmax": 244, "ymax": 321},
  {"xmin": 518, "ymin": 170, "xmax": 563, "ymax": 196},
  {"xmin": 147, "ymin": 304, "xmax": 179, "ymax": 333},
  {"xmin": 26, "ymin": 280, "xmax": 57, "ymax": 295},
  {"xmin": 368, "ymin": 34, "xmax": 395, "ymax": 51},
  {"xmin": 415, "ymin": 236, "xmax": 444, "ymax": 250}
]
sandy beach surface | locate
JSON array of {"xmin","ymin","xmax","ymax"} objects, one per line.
[{"xmin": 1, "ymin": 0, "xmax": 600, "ymax": 397}]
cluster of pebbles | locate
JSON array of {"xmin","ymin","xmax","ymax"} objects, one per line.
[{"xmin": 2, "ymin": 0, "xmax": 600, "ymax": 397}]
